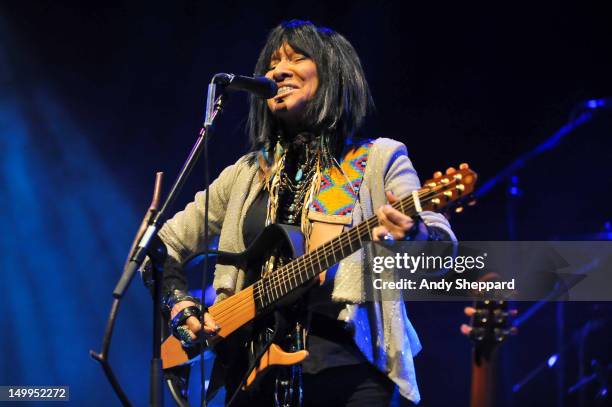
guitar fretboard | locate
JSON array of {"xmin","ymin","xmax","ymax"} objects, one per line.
[{"xmin": 253, "ymin": 192, "xmax": 422, "ymax": 310}]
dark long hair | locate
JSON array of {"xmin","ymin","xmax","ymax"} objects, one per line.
[{"xmin": 248, "ymin": 20, "xmax": 373, "ymax": 162}]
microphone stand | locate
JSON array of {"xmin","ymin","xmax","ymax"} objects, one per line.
[{"xmin": 91, "ymin": 76, "xmax": 227, "ymax": 407}]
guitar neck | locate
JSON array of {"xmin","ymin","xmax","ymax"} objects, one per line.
[
  {"xmin": 471, "ymin": 347, "xmax": 499, "ymax": 407},
  {"xmin": 253, "ymin": 192, "xmax": 423, "ymax": 310}
]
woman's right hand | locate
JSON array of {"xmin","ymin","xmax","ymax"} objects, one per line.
[{"xmin": 171, "ymin": 301, "xmax": 219, "ymax": 341}]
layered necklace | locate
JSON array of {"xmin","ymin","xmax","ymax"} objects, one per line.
[{"xmin": 265, "ymin": 134, "xmax": 338, "ymax": 249}]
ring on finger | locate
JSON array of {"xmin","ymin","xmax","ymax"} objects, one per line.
[
  {"xmin": 383, "ymin": 232, "xmax": 394, "ymax": 241},
  {"xmin": 177, "ymin": 325, "xmax": 193, "ymax": 344}
]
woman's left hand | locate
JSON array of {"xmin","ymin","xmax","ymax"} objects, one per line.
[{"xmin": 372, "ymin": 191, "xmax": 421, "ymax": 241}]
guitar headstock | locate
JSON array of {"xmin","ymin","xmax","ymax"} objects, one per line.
[
  {"xmin": 461, "ymin": 300, "xmax": 516, "ymax": 359},
  {"xmin": 421, "ymin": 163, "xmax": 478, "ymax": 214}
]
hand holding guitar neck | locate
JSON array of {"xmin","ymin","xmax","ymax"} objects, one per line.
[
  {"xmin": 372, "ymin": 191, "xmax": 420, "ymax": 241},
  {"xmin": 170, "ymin": 302, "xmax": 220, "ymax": 343}
]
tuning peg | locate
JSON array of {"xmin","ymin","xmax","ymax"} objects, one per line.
[
  {"xmin": 445, "ymin": 167, "xmax": 456, "ymax": 175},
  {"xmin": 468, "ymin": 199, "xmax": 477, "ymax": 206},
  {"xmin": 461, "ymin": 324, "xmax": 485, "ymax": 342},
  {"xmin": 459, "ymin": 163, "xmax": 470, "ymax": 170},
  {"xmin": 464, "ymin": 306, "xmax": 476, "ymax": 317},
  {"xmin": 433, "ymin": 171, "xmax": 443, "ymax": 179},
  {"xmin": 455, "ymin": 206, "xmax": 464, "ymax": 213},
  {"xmin": 460, "ymin": 323, "xmax": 472, "ymax": 336}
]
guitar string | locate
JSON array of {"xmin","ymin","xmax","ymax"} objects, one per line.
[
  {"xmin": 209, "ymin": 179, "xmax": 465, "ymax": 322},
  {"xmin": 241, "ymin": 188, "xmax": 424, "ymax": 310}
]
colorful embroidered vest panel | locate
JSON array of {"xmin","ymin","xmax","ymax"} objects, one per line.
[{"xmin": 308, "ymin": 140, "xmax": 373, "ymax": 225}]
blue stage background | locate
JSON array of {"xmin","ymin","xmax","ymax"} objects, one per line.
[{"xmin": 1, "ymin": 1, "xmax": 611, "ymax": 405}]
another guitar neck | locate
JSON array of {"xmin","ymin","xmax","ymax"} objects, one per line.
[{"xmin": 471, "ymin": 347, "xmax": 499, "ymax": 407}]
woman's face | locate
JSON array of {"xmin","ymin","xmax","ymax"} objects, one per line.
[{"xmin": 265, "ymin": 43, "xmax": 319, "ymax": 126}]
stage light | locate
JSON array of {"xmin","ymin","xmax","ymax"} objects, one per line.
[{"xmin": 547, "ymin": 354, "xmax": 558, "ymax": 368}]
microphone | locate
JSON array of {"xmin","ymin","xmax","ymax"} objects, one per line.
[{"xmin": 213, "ymin": 73, "xmax": 278, "ymax": 99}]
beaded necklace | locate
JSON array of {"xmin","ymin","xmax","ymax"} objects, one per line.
[{"xmin": 277, "ymin": 151, "xmax": 319, "ymax": 225}]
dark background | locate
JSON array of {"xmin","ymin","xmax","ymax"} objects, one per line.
[{"xmin": 1, "ymin": 1, "xmax": 611, "ymax": 406}]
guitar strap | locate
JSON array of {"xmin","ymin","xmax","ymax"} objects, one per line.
[
  {"xmin": 308, "ymin": 140, "xmax": 373, "ymax": 283},
  {"xmin": 308, "ymin": 139, "xmax": 372, "ymax": 223}
]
